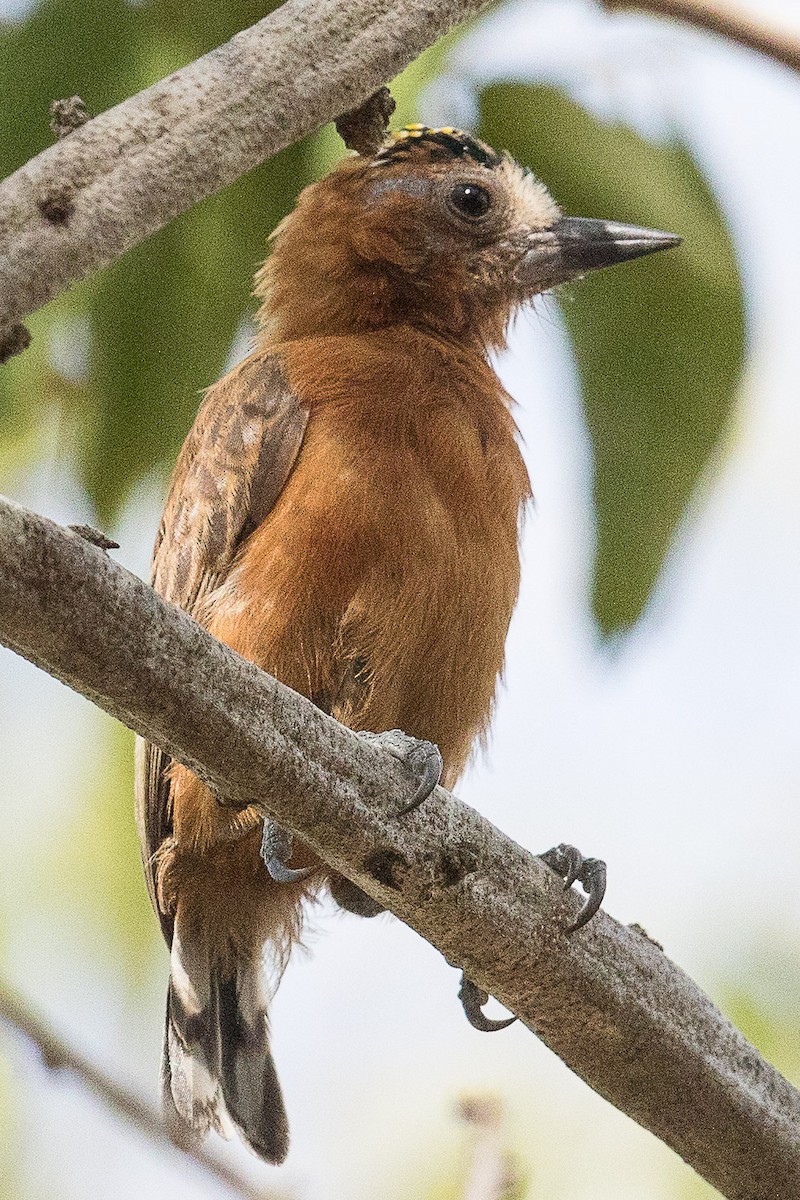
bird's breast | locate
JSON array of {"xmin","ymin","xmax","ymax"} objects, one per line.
[{"xmin": 219, "ymin": 333, "xmax": 531, "ymax": 777}]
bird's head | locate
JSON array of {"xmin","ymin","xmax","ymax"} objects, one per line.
[{"xmin": 256, "ymin": 125, "xmax": 680, "ymax": 350}]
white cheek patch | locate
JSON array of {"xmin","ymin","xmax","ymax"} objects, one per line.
[{"xmin": 499, "ymin": 158, "xmax": 560, "ymax": 229}]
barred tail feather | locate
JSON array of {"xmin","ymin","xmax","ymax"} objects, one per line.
[
  {"xmin": 216, "ymin": 974, "xmax": 289, "ymax": 1162},
  {"xmin": 164, "ymin": 929, "xmax": 289, "ymax": 1163}
]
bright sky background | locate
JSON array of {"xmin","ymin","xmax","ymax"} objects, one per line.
[{"xmin": 2, "ymin": 2, "xmax": 800, "ymax": 1199}]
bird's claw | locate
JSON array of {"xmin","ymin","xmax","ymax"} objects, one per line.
[
  {"xmin": 458, "ymin": 975, "xmax": 516, "ymax": 1033},
  {"xmin": 357, "ymin": 729, "xmax": 443, "ymax": 815},
  {"xmin": 397, "ymin": 736, "xmax": 443, "ymax": 814},
  {"xmin": 260, "ymin": 820, "xmax": 313, "ymax": 883},
  {"xmin": 539, "ymin": 842, "xmax": 606, "ymax": 932}
]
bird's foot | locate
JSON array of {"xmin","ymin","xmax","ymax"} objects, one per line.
[
  {"xmin": 539, "ymin": 842, "xmax": 607, "ymax": 932},
  {"xmin": 329, "ymin": 872, "xmax": 386, "ymax": 918},
  {"xmin": 260, "ymin": 820, "xmax": 313, "ymax": 883},
  {"xmin": 357, "ymin": 728, "xmax": 443, "ymax": 815},
  {"xmin": 459, "ymin": 975, "xmax": 516, "ymax": 1033}
]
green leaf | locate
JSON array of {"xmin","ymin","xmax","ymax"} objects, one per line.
[
  {"xmin": 84, "ymin": 135, "xmax": 324, "ymax": 519},
  {"xmin": 0, "ymin": 0, "xmax": 323, "ymax": 517},
  {"xmin": 140, "ymin": 0, "xmax": 285, "ymax": 62},
  {"xmin": 0, "ymin": 0, "xmax": 149, "ymax": 473},
  {"xmin": 478, "ymin": 84, "xmax": 745, "ymax": 632},
  {"xmin": 389, "ymin": 26, "xmax": 468, "ymax": 129},
  {"xmin": 0, "ymin": 0, "xmax": 477, "ymax": 514}
]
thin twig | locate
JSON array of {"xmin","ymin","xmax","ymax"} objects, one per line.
[
  {"xmin": 0, "ymin": 981, "xmax": 290, "ymax": 1200},
  {"xmin": 67, "ymin": 523, "xmax": 119, "ymax": 551},
  {"xmin": 603, "ymin": 0, "xmax": 800, "ymax": 73},
  {"xmin": 0, "ymin": 497, "xmax": 798, "ymax": 1200}
]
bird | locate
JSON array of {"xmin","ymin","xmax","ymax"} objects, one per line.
[{"xmin": 134, "ymin": 123, "xmax": 680, "ymax": 1164}]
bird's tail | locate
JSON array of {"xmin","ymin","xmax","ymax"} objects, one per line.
[{"xmin": 162, "ymin": 923, "xmax": 289, "ymax": 1163}]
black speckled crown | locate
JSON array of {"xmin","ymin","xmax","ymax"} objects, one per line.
[{"xmin": 374, "ymin": 125, "xmax": 502, "ymax": 168}]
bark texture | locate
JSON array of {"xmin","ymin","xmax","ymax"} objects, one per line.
[
  {"xmin": 0, "ymin": 0, "xmax": 489, "ymax": 335},
  {"xmin": 0, "ymin": 494, "xmax": 798, "ymax": 1200},
  {"xmin": 1, "ymin": 0, "xmax": 798, "ymax": 347}
]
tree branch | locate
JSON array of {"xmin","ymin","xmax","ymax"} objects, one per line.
[
  {"xmin": 0, "ymin": 981, "xmax": 290, "ymax": 1200},
  {"xmin": 1, "ymin": 0, "xmax": 796, "ymax": 355},
  {"xmin": 335, "ymin": 87, "xmax": 397, "ymax": 157},
  {"xmin": 0, "ymin": 494, "xmax": 798, "ymax": 1198},
  {"xmin": 0, "ymin": 0, "xmax": 489, "ymax": 345},
  {"xmin": 602, "ymin": 0, "xmax": 800, "ymax": 74}
]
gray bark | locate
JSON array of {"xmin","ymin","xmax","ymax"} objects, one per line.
[
  {"xmin": 0, "ymin": 493, "xmax": 797, "ymax": 1200},
  {"xmin": 0, "ymin": 0, "xmax": 489, "ymax": 335}
]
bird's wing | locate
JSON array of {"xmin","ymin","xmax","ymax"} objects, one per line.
[{"xmin": 134, "ymin": 350, "xmax": 309, "ymax": 944}]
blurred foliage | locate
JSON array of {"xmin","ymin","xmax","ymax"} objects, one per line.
[
  {"xmin": 670, "ymin": 962, "xmax": 800, "ymax": 1200},
  {"xmin": 0, "ymin": 3, "xmax": 467, "ymax": 523},
  {"xmin": 0, "ymin": 0, "xmax": 454, "ymax": 984},
  {"xmin": 45, "ymin": 715, "xmax": 159, "ymax": 987},
  {"xmin": 478, "ymin": 84, "xmax": 745, "ymax": 632},
  {"xmin": 0, "ymin": 0, "xmax": 321, "ymax": 519},
  {"xmin": 0, "ymin": 1053, "xmax": 18, "ymax": 1200},
  {"xmin": 0, "ymin": 5, "xmax": 750, "ymax": 1190},
  {"xmin": 0, "ymin": 6, "xmax": 744, "ymax": 629},
  {"xmin": 722, "ymin": 983, "xmax": 800, "ymax": 1087}
]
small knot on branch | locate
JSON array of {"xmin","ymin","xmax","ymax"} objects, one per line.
[
  {"xmin": 335, "ymin": 87, "xmax": 396, "ymax": 157},
  {"xmin": 68, "ymin": 524, "xmax": 120, "ymax": 552},
  {"xmin": 49, "ymin": 95, "xmax": 89, "ymax": 139},
  {"xmin": 628, "ymin": 921, "xmax": 664, "ymax": 951},
  {"xmin": 0, "ymin": 323, "xmax": 32, "ymax": 364}
]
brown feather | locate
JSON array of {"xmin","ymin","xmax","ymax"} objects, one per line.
[
  {"xmin": 134, "ymin": 350, "xmax": 308, "ymax": 945},
  {"xmin": 137, "ymin": 132, "xmax": 555, "ymax": 1159}
]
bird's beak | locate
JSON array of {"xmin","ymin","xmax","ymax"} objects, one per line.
[{"xmin": 520, "ymin": 216, "xmax": 681, "ymax": 291}]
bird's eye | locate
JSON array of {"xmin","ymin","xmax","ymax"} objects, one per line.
[{"xmin": 448, "ymin": 183, "xmax": 492, "ymax": 220}]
